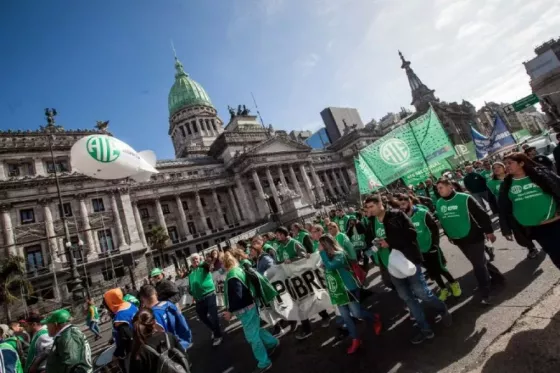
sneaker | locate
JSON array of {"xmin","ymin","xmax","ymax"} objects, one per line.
[
  {"xmin": 267, "ymin": 341, "xmax": 280, "ymax": 357},
  {"xmin": 438, "ymin": 288, "xmax": 450, "ymax": 302},
  {"xmin": 321, "ymin": 317, "xmax": 331, "ymax": 328},
  {"xmin": 480, "ymin": 297, "xmax": 492, "ymax": 306},
  {"xmin": 252, "ymin": 363, "xmax": 272, "ymax": 373},
  {"xmin": 410, "ymin": 330, "xmax": 434, "ymax": 345},
  {"xmin": 295, "ymin": 331, "xmax": 312, "ymax": 340},
  {"xmin": 450, "ymin": 281, "xmax": 462, "ymax": 297},
  {"xmin": 212, "ymin": 337, "xmax": 223, "ymax": 346},
  {"xmin": 347, "ymin": 339, "xmax": 361, "ymax": 354},
  {"xmin": 527, "ymin": 248, "xmax": 539, "ymax": 259}
]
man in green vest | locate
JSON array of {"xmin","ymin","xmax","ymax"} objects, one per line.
[
  {"xmin": 291, "ymin": 223, "xmax": 314, "ymax": 253},
  {"xmin": 275, "ymin": 226, "xmax": 330, "ymax": 339},
  {"xmin": 43, "ymin": 309, "xmax": 92, "ymax": 373},
  {"xmin": 188, "ymin": 253, "xmax": 223, "ymax": 346},
  {"xmin": 23, "ymin": 313, "xmax": 52, "ymax": 373},
  {"xmin": 436, "ymin": 178, "xmax": 504, "ymax": 305}
]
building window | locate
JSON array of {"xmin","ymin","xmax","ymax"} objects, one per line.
[
  {"xmin": 63, "ymin": 236, "xmax": 85, "ymax": 263},
  {"xmin": 7, "ymin": 164, "xmax": 19, "ymax": 177},
  {"xmin": 98, "ymin": 229, "xmax": 115, "ymax": 253},
  {"xmin": 162, "ymin": 204, "xmax": 170, "ymax": 214},
  {"xmin": 46, "ymin": 160, "xmax": 69, "ymax": 173},
  {"xmin": 168, "ymin": 227, "xmax": 179, "ymax": 244},
  {"xmin": 200, "ymin": 197, "xmax": 206, "ymax": 207},
  {"xmin": 182, "ymin": 201, "xmax": 188, "ymax": 211},
  {"xmin": 58, "ymin": 202, "xmax": 73, "ymax": 218},
  {"xmin": 206, "ymin": 217, "xmax": 213, "ymax": 230},
  {"xmin": 102, "ymin": 264, "xmax": 125, "ymax": 281},
  {"xmin": 180, "ymin": 126, "xmax": 186, "ymax": 138},
  {"xmin": 20, "ymin": 208, "xmax": 35, "ymax": 224},
  {"xmin": 25, "ymin": 245, "xmax": 44, "ymax": 273},
  {"xmin": 140, "ymin": 208, "xmax": 149, "ymax": 219},
  {"xmin": 92, "ymin": 198, "xmax": 105, "ymax": 212},
  {"xmin": 211, "ymin": 119, "xmax": 217, "ymax": 131},
  {"xmin": 192, "ymin": 121, "xmax": 198, "ymax": 133},
  {"xmin": 203, "ymin": 241, "xmax": 209, "ymax": 249},
  {"xmin": 187, "ymin": 221, "xmax": 197, "ymax": 235}
]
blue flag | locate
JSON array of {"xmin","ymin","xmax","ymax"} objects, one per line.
[
  {"xmin": 470, "ymin": 126, "xmax": 491, "ymax": 159},
  {"xmin": 487, "ymin": 115, "xmax": 516, "ymax": 153}
]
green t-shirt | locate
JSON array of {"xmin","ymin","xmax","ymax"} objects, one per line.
[
  {"xmin": 334, "ymin": 215, "xmax": 349, "ymax": 232},
  {"xmin": 437, "ymin": 193, "xmax": 472, "ymax": 239},
  {"xmin": 373, "ymin": 218, "xmax": 391, "ymax": 267},
  {"xmin": 349, "ymin": 228, "xmax": 366, "ymax": 251},
  {"xmin": 509, "ymin": 177, "xmax": 557, "ymax": 226},
  {"xmin": 480, "ymin": 169, "xmax": 492, "ymax": 182},
  {"xmin": 486, "ymin": 178, "xmax": 503, "ymax": 197},
  {"xmin": 410, "ymin": 208, "xmax": 432, "ymax": 253},
  {"xmin": 188, "ymin": 266, "xmax": 215, "ymax": 300}
]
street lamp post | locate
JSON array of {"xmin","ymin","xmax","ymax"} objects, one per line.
[{"xmin": 44, "ymin": 108, "xmax": 84, "ymax": 300}]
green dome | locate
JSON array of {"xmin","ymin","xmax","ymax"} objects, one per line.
[{"xmin": 168, "ymin": 57, "xmax": 213, "ymax": 116}]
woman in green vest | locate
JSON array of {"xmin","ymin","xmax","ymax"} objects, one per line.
[
  {"xmin": 491, "ymin": 161, "xmax": 539, "ymax": 259},
  {"xmin": 499, "ymin": 153, "xmax": 560, "ymax": 269},
  {"xmin": 222, "ymin": 251, "xmax": 279, "ymax": 373},
  {"xmin": 318, "ymin": 235, "xmax": 377, "ymax": 355},
  {"xmin": 396, "ymin": 194, "xmax": 461, "ymax": 301},
  {"xmin": 327, "ymin": 222, "xmax": 357, "ymax": 261}
]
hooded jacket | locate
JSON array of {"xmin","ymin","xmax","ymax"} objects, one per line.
[{"xmin": 103, "ymin": 288, "xmax": 138, "ymax": 358}]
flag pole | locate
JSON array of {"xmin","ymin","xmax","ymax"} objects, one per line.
[{"xmin": 407, "ymin": 109, "xmax": 434, "ymax": 178}]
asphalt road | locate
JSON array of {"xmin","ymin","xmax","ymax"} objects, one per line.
[{"xmin": 83, "ymin": 233, "xmax": 560, "ymax": 373}]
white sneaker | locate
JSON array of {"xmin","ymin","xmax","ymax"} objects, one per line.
[{"xmin": 212, "ymin": 337, "xmax": 223, "ymax": 346}]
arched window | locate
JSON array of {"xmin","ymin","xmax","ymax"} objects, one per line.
[{"xmin": 180, "ymin": 126, "xmax": 186, "ymax": 138}]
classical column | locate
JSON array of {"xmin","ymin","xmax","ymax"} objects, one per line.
[
  {"xmin": 347, "ymin": 167, "xmax": 357, "ymax": 186},
  {"xmin": 323, "ymin": 171, "xmax": 337, "ymax": 198},
  {"xmin": 277, "ymin": 166, "xmax": 288, "ymax": 187},
  {"xmin": 235, "ymin": 174, "xmax": 256, "ymax": 222},
  {"xmin": 337, "ymin": 168, "xmax": 350, "ymax": 193},
  {"xmin": 195, "ymin": 191, "xmax": 210, "ymax": 231},
  {"xmin": 34, "ymin": 158, "xmax": 45, "ymax": 176},
  {"xmin": 265, "ymin": 167, "xmax": 283, "ymax": 214},
  {"xmin": 175, "ymin": 195, "xmax": 189, "ymax": 239},
  {"xmin": 0, "ymin": 205, "xmax": 16, "ymax": 256},
  {"xmin": 41, "ymin": 200, "xmax": 59, "ymax": 260},
  {"xmin": 131, "ymin": 201, "xmax": 147, "ymax": 247},
  {"xmin": 212, "ymin": 189, "xmax": 227, "ymax": 229},
  {"xmin": 110, "ymin": 192, "xmax": 126, "ymax": 248},
  {"xmin": 119, "ymin": 189, "xmax": 141, "ymax": 245},
  {"xmin": 78, "ymin": 195, "xmax": 96, "ymax": 254},
  {"xmin": 288, "ymin": 165, "xmax": 303, "ymax": 197},
  {"xmin": 309, "ymin": 164, "xmax": 326, "ymax": 202},
  {"xmin": 331, "ymin": 170, "xmax": 344, "ymax": 195},
  {"xmin": 299, "ymin": 163, "xmax": 315, "ymax": 202},
  {"xmin": 154, "ymin": 198, "xmax": 168, "ymax": 232},
  {"xmin": 228, "ymin": 187, "xmax": 242, "ymax": 222}
]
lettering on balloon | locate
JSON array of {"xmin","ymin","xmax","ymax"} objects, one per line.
[{"xmin": 86, "ymin": 136, "xmax": 121, "ymax": 163}]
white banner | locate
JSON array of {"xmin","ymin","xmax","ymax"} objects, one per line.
[{"xmin": 262, "ymin": 253, "xmax": 334, "ymax": 321}]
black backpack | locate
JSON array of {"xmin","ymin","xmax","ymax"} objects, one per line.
[{"xmin": 143, "ymin": 333, "xmax": 190, "ymax": 373}]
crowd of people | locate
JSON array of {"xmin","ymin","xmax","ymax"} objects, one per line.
[{"xmin": 2, "ymin": 146, "xmax": 560, "ymax": 373}]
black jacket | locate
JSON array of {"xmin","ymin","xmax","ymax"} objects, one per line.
[
  {"xmin": 155, "ymin": 279, "xmax": 180, "ymax": 303},
  {"xmin": 533, "ymin": 155, "xmax": 554, "ymax": 170},
  {"xmin": 422, "ymin": 208, "xmax": 440, "ymax": 248},
  {"xmin": 365, "ymin": 209, "xmax": 423, "ymax": 265},
  {"xmin": 442, "ymin": 191, "xmax": 494, "ymax": 245},
  {"xmin": 346, "ymin": 221, "xmax": 366, "ymax": 237},
  {"xmin": 498, "ymin": 166, "xmax": 560, "ymax": 235},
  {"xmin": 463, "ymin": 172, "xmax": 488, "ymax": 194}
]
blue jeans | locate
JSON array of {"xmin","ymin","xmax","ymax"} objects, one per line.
[
  {"xmin": 337, "ymin": 289, "xmax": 373, "ymax": 339},
  {"xmin": 88, "ymin": 320, "xmax": 101, "ymax": 337},
  {"xmin": 390, "ymin": 265, "xmax": 448, "ymax": 333},
  {"xmin": 237, "ymin": 306, "xmax": 278, "ymax": 369},
  {"xmin": 195, "ymin": 293, "xmax": 222, "ymax": 337}
]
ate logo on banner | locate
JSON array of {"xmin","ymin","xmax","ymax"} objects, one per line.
[
  {"xmin": 87, "ymin": 136, "xmax": 121, "ymax": 163},
  {"xmin": 380, "ymin": 138, "xmax": 410, "ymax": 165}
]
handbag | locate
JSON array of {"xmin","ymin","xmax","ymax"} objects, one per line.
[
  {"xmin": 350, "ymin": 260, "xmax": 366, "ymax": 285},
  {"xmin": 387, "ymin": 249, "xmax": 417, "ymax": 279}
]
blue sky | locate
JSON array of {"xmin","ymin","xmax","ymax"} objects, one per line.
[{"xmin": 1, "ymin": 0, "xmax": 558, "ymax": 159}]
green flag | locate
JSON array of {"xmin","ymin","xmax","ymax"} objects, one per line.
[
  {"xmin": 447, "ymin": 142, "xmax": 477, "ymax": 168},
  {"xmin": 355, "ymin": 155, "xmax": 383, "ymax": 195},
  {"xmin": 402, "ymin": 159, "xmax": 453, "ymax": 186},
  {"xmin": 409, "ymin": 107, "xmax": 456, "ymax": 163}
]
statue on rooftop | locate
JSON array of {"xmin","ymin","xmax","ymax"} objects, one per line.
[{"xmin": 95, "ymin": 120, "xmax": 110, "ymax": 133}]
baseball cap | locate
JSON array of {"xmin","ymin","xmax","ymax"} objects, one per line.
[
  {"xmin": 41, "ymin": 309, "xmax": 72, "ymax": 325},
  {"xmin": 149, "ymin": 268, "xmax": 163, "ymax": 278}
]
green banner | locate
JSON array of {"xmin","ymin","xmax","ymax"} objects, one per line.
[
  {"xmin": 402, "ymin": 159, "xmax": 453, "ymax": 186},
  {"xmin": 354, "ymin": 154, "xmax": 383, "ymax": 195},
  {"xmin": 513, "ymin": 129, "xmax": 531, "ymax": 141},
  {"xmin": 447, "ymin": 142, "xmax": 477, "ymax": 168},
  {"xmin": 359, "ymin": 107, "xmax": 455, "ymax": 185}
]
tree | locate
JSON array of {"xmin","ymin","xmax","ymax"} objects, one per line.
[
  {"xmin": 0, "ymin": 256, "xmax": 32, "ymax": 322},
  {"xmin": 148, "ymin": 226, "xmax": 169, "ymax": 269}
]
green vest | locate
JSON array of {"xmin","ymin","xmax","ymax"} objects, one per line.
[
  {"xmin": 373, "ymin": 218, "xmax": 391, "ymax": 267},
  {"xmin": 86, "ymin": 305, "xmax": 99, "ymax": 323},
  {"xmin": 480, "ymin": 169, "xmax": 492, "ymax": 182},
  {"xmin": 335, "ymin": 233, "xmax": 357, "ymax": 261},
  {"xmin": 325, "ymin": 269, "xmax": 351, "ymax": 306},
  {"xmin": 509, "ymin": 176, "xmax": 557, "ymax": 226},
  {"xmin": 268, "ymin": 239, "xmax": 280, "ymax": 251},
  {"xmin": 411, "ymin": 208, "xmax": 432, "ymax": 253},
  {"xmin": 487, "ymin": 178, "xmax": 503, "ymax": 197},
  {"xmin": 224, "ymin": 266, "xmax": 278, "ymax": 309},
  {"xmin": 24, "ymin": 328, "xmax": 48, "ymax": 373},
  {"xmin": 188, "ymin": 266, "xmax": 215, "ymax": 300},
  {"xmin": 295, "ymin": 230, "xmax": 309, "ymax": 245},
  {"xmin": 311, "ymin": 240, "xmax": 319, "ymax": 253},
  {"xmin": 437, "ymin": 193, "xmax": 471, "ymax": 239},
  {"xmin": 277, "ymin": 238, "xmax": 299, "ymax": 262}
]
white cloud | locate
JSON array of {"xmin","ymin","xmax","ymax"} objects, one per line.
[{"xmin": 434, "ymin": 0, "xmax": 472, "ymax": 29}]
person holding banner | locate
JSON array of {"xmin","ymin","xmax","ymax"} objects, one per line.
[
  {"xmin": 364, "ymin": 196, "xmax": 451, "ymax": 344},
  {"xmin": 275, "ymin": 226, "xmax": 331, "ymax": 339},
  {"xmin": 499, "ymin": 153, "xmax": 560, "ymax": 269},
  {"xmin": 188, "ymin": 253, "xmax": 223, "ymax": 347},
  {"xmin": 222, "ymin": 251, "xmax": 280, "ymax": 373},
  {"xmin": 291, "ymin": 223, "xmax": 315, "ymax": 254},
  {"xmin": 490, "ymin": 162, "xmax": 539, "ymax": 260},
  {"xmin": 436, "ymin": 179, "xmax": 504, "ymax": 305},
  {"xmin": 318, "ymin": 234, "xmax": 375, "ymax": 355}
]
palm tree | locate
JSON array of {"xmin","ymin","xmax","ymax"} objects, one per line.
[
  {"xmin": 148, "ymin": 226, "xmax": 169, "ymax": 269},
  {"xmin": 0, "ymin": 256, "xmax": 33, "ymax": 321}
]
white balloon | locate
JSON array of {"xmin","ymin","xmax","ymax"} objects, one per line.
[{"xmin": 70, "ymin": 134, "xmax": 158, "ymax": 182}]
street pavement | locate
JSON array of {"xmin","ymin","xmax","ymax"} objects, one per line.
[{"xmin": 83, "ymin": 233, "xmax": 560, "ymax": 373}]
